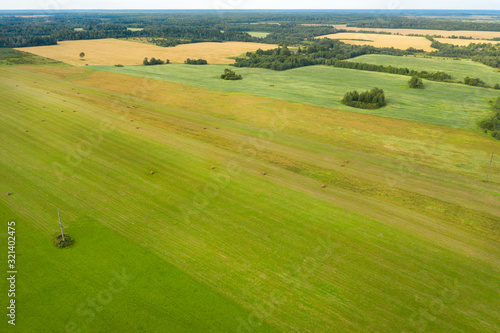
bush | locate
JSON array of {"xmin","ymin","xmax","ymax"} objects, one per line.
[
  {"xmin": 342, "ymin": 87, "xmax": 386, "ymax": 109},
  {"xmin": 494, "ymin": 83, "xmax": 500, "ymax": 90},
  {"xmin": 53, "ymin": 234, "xmax": 75, "ymax": 248},
  {"xmin": 409, "ymin": 76, "xmax": 424, "ymax": 89},
  {"xmin": 220, "ymin": 68, "xmax": 242, "ymax": 80},
  {"xmin": 115, "ymin": 64, "xmax": 124, "ymax": 67}
]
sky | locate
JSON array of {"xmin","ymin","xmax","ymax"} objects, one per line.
[{"xmin": 0, "ymin": 0, "xmax": 499, "ymax": 10}]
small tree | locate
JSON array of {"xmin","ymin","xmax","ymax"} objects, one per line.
[
  {"xmin": 409, "ymin": 76, "xmax": 424, "ymax": 89},
  {"xmin": 494, "ymin": 83, "xmax": 500, "ymax": 90},
  {"xmin": 79, "ymin": 52, "xmax": 85, "ymax": 59},
  {"xmin": 143, "ymin": 57, "xmax": 148, "ymax": 65}
]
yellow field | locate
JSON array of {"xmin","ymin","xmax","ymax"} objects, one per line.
[
  {"xmin": 435, "ymin": 37, "xmax": 500, "ymax": 46},
  {"xmin": 332, "ymin": 24, "xmax": 500, "ymax": 39},
  {"xmin": 16, "ymin": 38, "xmax": 277, "ymax": 65},
  {"xmin": 316, "ymin": 32, "xmax": 434, "ymax": 51}
]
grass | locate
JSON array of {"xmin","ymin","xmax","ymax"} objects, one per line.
[
  {"xmin": 246, "ymin": 31, "xmax": 271, "ymax": 38},
  {"xmin": 316, "ymin": 32, "xmax": 434, "ymax": 51},
  {"xmin": 92, "ymin": 63, "xmax": 498, "ymax": 130},
  {"xmin": 1, "ymin": 63, "xmax": 499, "ymax": 332},
  {"xmin": 0, "ymin": 48, "xmax": 60, "ymax": 66},
  {"xmin": 16, "ymin": 39, "xmax": 278, "ymax": 65},
  {"xmin": 349, "ymin": 54, "xmax": 500, "ymax": 85}
]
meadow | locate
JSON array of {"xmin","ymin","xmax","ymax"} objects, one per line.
[
  {"xmin": 332, "ymin": 24, "xmax": 500, "ymax": 39},
  {"xmin": 315, "ymin": 32, "xmax": 434, "ymax": 51},
  {"xmin": 349, "ymin": 54, "xmax": 500, "ymax": 84},
  {"xmin": 16, "ymin": 39, "xmax": 277, "ymax": 65},
  {"xmin": 1, "ymin": 61, "xmax": 499, "ymax": 332},
  {"xmin": 93, "ymin": 63, "xmax": 498, "ymax": 130}
]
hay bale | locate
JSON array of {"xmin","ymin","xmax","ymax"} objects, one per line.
[
  {"xmin": 17, "ymin": 101, "xmax": 20, "ymax": 103},
  {"xmin": 136, "ymin": 127, "xmax": 139, "ymax": 129},
  {"xmin": 41, "ymin": 120, "xmax": 45, "ymax": 122},
  {"xmin": 345, "ymin": 160, "xmax": 350, "ymax": 164},
  {"xmin": 150, "ymin": 171, "xmax": 154, "ymax": 175},
  {"xmin": 211, "ymin": 166, "xmax": 215, "ymax": 169},
  {"xmin": 60, "ymin": 110, "xmax": 64, "ymax": 112},
  {"xmin": 25, "ymin": 130, "xmax": 28, "ymax": 132},
  {"xmin": 262, "ymin": 172, "xmax": 266, "ymax": 175},
  {"xmin": 341, "ymin": 164, "xmax": 344, "ymax": 167},
  {"xmin": 42, "ymin": 106, "xmax": 45, "ymax": 108},
  {"xmin": 321, "ymin": 184, "xmax": 326, "ymax": 188},
  {"xmin": 6, "ymin": 192, "xmax": 11, "ymax": 196}
]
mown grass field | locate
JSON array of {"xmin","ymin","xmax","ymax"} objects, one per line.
[
  {"xmin": 93, "ymin": 63, "xmax": 498, "ymax": 130},
  {"xmin": 16, "ymin": 39, "xmax": 277, "ymax": 65},
  {"xmin": 316, "ymin": 32, "xmax": 434, "ymax": 51},
  {"xmin": 349, "ymin": 54, "xmax": 500, "ymax": 84},
  {"xmin": 246, "ymin": 31, "xmax": 271, "ymax": 38},
  {"xmin": 1, "ymin": 62, "xmax": 500, "ymax": 332}
]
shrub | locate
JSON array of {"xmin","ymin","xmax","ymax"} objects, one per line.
[{"xmin": 53, "ymin": 234, "xmax": 75, "ymax": 248}]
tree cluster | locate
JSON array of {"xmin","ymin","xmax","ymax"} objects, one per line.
[
  {"xmin": 184, "ymin": 58, "xmax": 207, "ymax": 65},
  {"xmin": 234, "ymin": 40, "xmax": 417, "ymax": 71},
  {"xmin": 463, "ymin": 76, "xmax": 486, "ymax": 87},
  {"xmin": 220, "ymin": 68, "xmax": 242, "ymax": 80},
  {"xmin": 330, "ymin": 60, "xmax": 451, "ymax": 82},
  {"xmin": 430, "ymin": 41, "xmax": 500, "ymax": 69},
  {"xmin": 480, "ymin": 98, "xmax": 500, "ymax": 140},
  {"xmin": 143, "ymin": 57, "xmax": 169, "ymax": 65},
  {"xmin": 341, "ymin": 87, "xmax": 386, "ymax": 109},
  {"xmin": 409, "ymin": 76, "xmax": 424, "ymax": 88}
]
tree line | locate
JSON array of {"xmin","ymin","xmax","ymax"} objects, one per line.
[
  {"xmin": 184, "ymin": 58, "xmax": 207, "ymax": 65},
  {"xmin": 330, "ymin": 60, "xmax": 452, "ymax": 82},
  {"xmin": 143, "ymin": 57, "xmax": 169, "ymax": 65},
  {"xmin": 233, "ymin": 40, "xmax": 418, "ymax": 71}
]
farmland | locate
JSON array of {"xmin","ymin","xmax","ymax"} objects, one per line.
[
  {"xmin": 316, "ymin": 32, "xmax": 435, "ymax": 51},
  {"xmin": 1, "ymin": 61, "xmax": 500, "ymax": 332},
  {"xmin": 2, "ymin": 9, "xmax": 500, "ymax": 333},
  {"xmin": 93, "ymin": 63, "xmax": 498, "ymax": 130},
  {"xmin": 16, "ymin": 39, "xmax": 278, "ymax": 65},
  {"xmin": 332, "ymin": 24, "xmax": 500, "ymax": 39}
]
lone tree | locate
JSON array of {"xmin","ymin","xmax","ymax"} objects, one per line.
[
  {"xmin": 79, "ymin": 52, "xmax": 85, "ymax": 59},
  {"xmin": 409, "ymin": 76, "xmax": 424, "ymax": 89}
]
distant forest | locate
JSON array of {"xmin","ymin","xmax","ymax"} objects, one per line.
[{"xmin": 1, "ymin": 10, "xmax": 500, "ymax": 48}]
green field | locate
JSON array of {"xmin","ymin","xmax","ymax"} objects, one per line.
[
  {"xmin": 246, "ymin": 31, "xmax": 271, "ymax": 38},
  {"xmin": 1, "ymin": 56, "xmax": 500, "ymax": 333},
  {"xmin": 349, "ymin": 54, "xmax": 500, "ymax": 85},
  {"xmin": 93, "ymin": 63, "xmax": 499, "ymax": 130}
]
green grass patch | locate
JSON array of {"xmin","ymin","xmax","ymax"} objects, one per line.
[
  {"xmin": 0, "ymin": 48, "xmax": 60, "ymax": 66},
  {"xmin": 93, "ymin": 63, "xmax": 497, "ymax": 130},
  {"xmin": 349, "ymin": 54, "xmax": 500, "ymax": 85}
]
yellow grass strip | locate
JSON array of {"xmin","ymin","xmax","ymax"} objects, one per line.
[
  {"xmin": 316, "ymin": 32, "xmax": 434, "ymax": 51},
  {"xmin": 332, "ymin": 24, "xmax": 500, "ymax": 40},
  {"xmin": 16, "ymin": 38, "xmax": 278, "ymax": 65}
]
